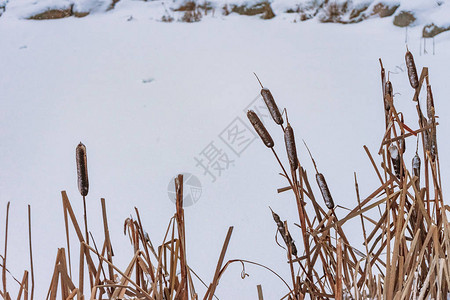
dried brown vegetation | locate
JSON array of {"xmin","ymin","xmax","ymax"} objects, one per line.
[
  {"xmin": 1, "ymin": 50, "xmax": 449, "ymax": 299},
  {"xmin": 247, "ymin": 51, "xmax": 448, "ymax": 299}
]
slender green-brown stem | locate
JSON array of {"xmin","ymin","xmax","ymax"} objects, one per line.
[
  {"xmin": 28, "ymin": 205, "xmax": 35, "ymax": 300},
  {"xmin": 83, "ymin": 195, "xmax": 89, "ymax": 245},
  {"xmin": 3, "ymin": 202, "xmax": 10, "ymax": 296}
]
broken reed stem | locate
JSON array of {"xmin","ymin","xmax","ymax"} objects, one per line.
[
  {"xmin": 175, "ymin": 174, "xmax": 189, "ymax": 300},
  {"xmin": 206, "ymin": 226, "xmax": 233, "ymax": 300},
  {"xmin": 336, "ymin": 238, "xmax": 343, "ymax": 300},
  {"xmin": 257, "ymin": 284, "xmax": 264, "ymax": 300}
]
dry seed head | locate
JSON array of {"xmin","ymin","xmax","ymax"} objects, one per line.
[
  {"xmin": 76, "ymin": 142, "xmax": 89, "ymax": 197},
  {"xmin": 428, "ymin": 119, "xmax": 437, "ymax": 162},
  {"xmin": 384, "ymin": 81, "xmax": 393, "ymax": 111},
  {"xmin": 269, "ymin": 208, "xmax": 297, "ymax": 256},
  {"xmin": 412, "ymin": 154, "xmax": 420, "ymax": 178},
  {"xmin": 405, "ymin": 50, "xmax": 419, "ymax": 89},
  {"xmin": 424, "ymin": 127, "xmax": 431, "ymax": 152},
  {"xmin": 399, "ymin": 114, "xmax": 406, "ymax": 153},
  {"xmin": 427, "ymin": 84, "xmax": 435, "ymax": 119},
  {"xmin": 261, "ymin": 88, "xmax": 284, "ymax": 125},
  {"xmin": 388, "ymin": 144, "xmax": 401, "ymax": 178},
  {"xmin": 247, "ymin": 110, "xmax": 274, "ymax": 148},
  {"xmin": 316, "ymin": 173, "xmax": 334, "ymax": 209},
  {"xmin": 284, "ymin": 124, "xmax": 298, "ymax": 170},
  {"xmin": 399, "ymin": 138, "xmax": 406, "ymax": 154},
  {"xmin": 254, "ymin": 73, "xmax": 284, "ymax": 125}
]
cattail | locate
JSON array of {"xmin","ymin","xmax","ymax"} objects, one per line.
[
  {"xmin": 412, "ymin": 154, "xmax": 421, "ymax": 188},
  {"xmin": 399, "ymin": 138, "xmax": 406, "ymax": 154},
  {"xmin": 270, "ymin": 208, "xmax": 297, "ymax": 256},
  {"xmin": 302, "ymin": 140, "xmax": 334, "ymax": 209},
  {"xmin": 76, "ymin": 142, "xmax": 89, "ymax": 196},
  {"xmin": 316, "ymin": 173, "xmax": 334, "ymax": 209},
  {"xmin": 405, "ymin": 50, "xmax": 419, "ymax": 89},
  {"xmin": 380, "ymin": 59, "xmax": 386, "ymax": 95},
  {"xmin": 247, "ymin": 110, "xmax": 274, "ymax": 148},
  {"xmin": 428, "ymin": 119, "xmax": 437, "ymax": 162},
  {"xmin": 427, "ymin": 84, "xmax": 435, "ymax": 119},
  {"xmin": 424, "ymin": 126, "xmax": 431, "ymax": 152},
  {"xmin": 399, "ymin": 114, "xmax": 406, "ymax": 153},
  {"xmin": 254, "ymin": 73, "xmax": 284, "ymax": 125},
  {"xmin": 384, "ymin": 80, "xmax": 393, "ymax": 111},
  {"xmin": 284, "ymin": 124, "xmax": 298, "ymax": 170},
  {"xmin": 389, "ymin": 144, "xmax": 401, "ymax": 178}
]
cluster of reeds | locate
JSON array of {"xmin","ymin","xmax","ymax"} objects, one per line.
[
  {"xmin": 1, "ymin": 50, "xmax": 449, "ymax": 300},
  {"xmin": 247, "ymin": 51, "xmax": 448, "ymax": 299},
  {"xmin": 1, "ymin": 147, "xmax": 242, "ymax": 300}
]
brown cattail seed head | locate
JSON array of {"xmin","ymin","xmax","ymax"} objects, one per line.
[
  {"xmin": 389, "ymin": 144, "xmax": 401, "ymax": 178},
  {"xmin": 316, "ymin": 173, "xmax": 334, "ymax": 209},
  {"xmin": 270, "ymin": 209, "xmax": 297, "ymax": 256},
  {"xmin": 427, "ymin": 84, "xmax": 435, "ymax": 119},
  {"xmin": 405, "ymin": 50, "xmax": 419, "ymax": 89},
  {"xmin": 399, "ymin": 114, "xmax": 406, "ymax": 153},
  {"xmin": 247, "ymin": 110, "xmax": 274, "ymax": 148},
  {"xmin": 399, "ymin": 138, "xmax": 406, "ymax": 154},
  {"xmin": 261, "ymin": 88, "xmax": 284, "ymax": 125},
  {"xmin": 424, "ymin": 126, "xmax": 431, "ymax": 152},
  {"xmin": 76, "ymin": 142, "xmax": 89, "ymax": 197},
  {"xmin": 412, "ymin": 154, "xmax": 421, "ymax": 176},
  {"xmin": 428, "ymin": 119, "xmax": 437, "ymax": 162},
  {"xmin": 284, "ymin": 124, "xmax": 298, "ymax": 170},
  {"xmin": 384, "ymin": 81, "xmax": 393, "ymax": 111}
]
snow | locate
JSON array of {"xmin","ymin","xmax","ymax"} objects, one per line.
[
  {"xmin": 2, "ymin": 0, "xmax": 450, "ymax": 28},
  {"xmin": 1, "ymin": 4, "xmax": 450, "ymax": 300}
]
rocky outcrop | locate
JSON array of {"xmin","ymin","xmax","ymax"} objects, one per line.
[
  {"xmin": 393, "ymin": 10, "xmax": 416, "ymax": 27},
  {"xmin": 28, "ymin": 7, "xmax": 73, "ymax": 19},
  {"xmin": 231, "ymin": 1, "xmax": 275, "ymax": 20},
  {"xmin": 423, "ymin": 23, "xmax": 450, "ymax": 38},
  {"xmin": 371, "ymin": 2, "xmax": 399, "ymax": 18}
]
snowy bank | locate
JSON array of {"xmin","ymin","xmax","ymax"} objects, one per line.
[{"xmin": 1, "ymin": 0, "xmax": 450, "ymax": 36}]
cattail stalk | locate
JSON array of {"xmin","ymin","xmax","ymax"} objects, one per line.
[
  {"xmin": 429, "ymin": 119, "xmax": 437, "ymax": 162},
  {"xmin": 247, "ymin": 110, "xmax": 274, "ymax": 148},
  {"xmin": 412, "ymin": 154, "xmax": 421, "ymax": 190},
  {"xmin": 316, "ymin": 174, "xmax": 334, "ymax": 209},
  {"xmin": 389, "ymin": 144, "xmax": 401, "ymax": 178},
  {"xmin": 76, "ymin": 143, "xmax": 89, "ymax": 197},
  {"xmin": 384, "ymin": 80, "xmax": 393, "ymax": 111},
  {"xmin": 284, "ymin": 124, "xmax": 298, "ymax": 170},
  {"xmin": 270, "ymin": 208, "xmax": 297, "ymax": 256},
  {"xmin": 76, "ymin": 142, "xmax": 90, "ymax": 244},
  {"xmin": 303, "ymin": 140, "xmax": 335, "ymax": 210},
  {"xmin": 399, "ymin": 114, "xmax": 406, "ymax": 154},
  {"xmin": 254, "ymin": 73, "xmax": 284, "ymax": 125},
  {"xmin": 405, "ymin": 50, "xmax": 419, "ymax": 89},
  {"xmin": 427, "ymin": 84, "xmax": 435, "ymax": 119}
]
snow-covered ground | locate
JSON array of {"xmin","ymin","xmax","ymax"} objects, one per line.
[{"xmin": 1, "ymin": 5, "xmax": 450, "ymax": 299}]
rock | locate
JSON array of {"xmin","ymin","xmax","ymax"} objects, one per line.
[
  {"xmin": 371, "ymin": 2, "xmax": 399, "ymax": 18},
  {"xmin": 29, "ymin": 7, "xmax": 72, "ymax": 20},
  {"xmin": 423, "ymin": 23, "xmax": 450, "ymax": 38},
  {"xmin": 73, "ymin": 11, "xmax": 89, "ymax": 18},
  {"xmin": 231, "ymin": 1, "xmax": 275, "ymax": 20},
  {"xmin": 393, "ymin": 11, "xmax": 416, "ymax": 27}
]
